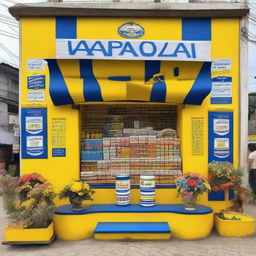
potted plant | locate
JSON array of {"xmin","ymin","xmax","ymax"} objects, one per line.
[
  {"xmin": 214, "ymin": 167, "xmax": 255, "ymax": 237},
  {"xmin": 176, "ymin": 173, "xmax": 211, "ymax": 210},
  {"xmin": 59, "ymin": 180, "xmax": 94, "ymax": 211},
  {"xmin": 208, "ymin": 161, "xmax": 234, "ymax": 192},
  {"xmin": 1, "ymin": 173, "xmax": 56, "ymax": 244}
]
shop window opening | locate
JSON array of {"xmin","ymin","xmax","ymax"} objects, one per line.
[{"xmin": 80, "ymin": 104, "xmax": 182, "ymax": 185}]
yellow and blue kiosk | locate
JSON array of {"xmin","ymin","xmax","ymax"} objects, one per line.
[{"xmin": 9, "ymin": 1, "xmax": 249, "ymax": 240}]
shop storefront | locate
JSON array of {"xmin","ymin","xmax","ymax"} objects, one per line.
[{"xmin": 9, "ymin": 1, "xmax": 249, "ymax": 240}]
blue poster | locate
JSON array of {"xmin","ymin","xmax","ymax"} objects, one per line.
[
  {"xmin": 21, "ymin": 108, "xmax": 48, "ymax": 159},
  {"xmin": 208, "ymin": 112, "xmax": 233, "ymax": 163},
  {"xmin": 52, "ymin": 148, "xmax": 66, "ymax": 157},
  {"xmin": 27, "ymin": 75, "xmax": 45, "ymax": 89}
]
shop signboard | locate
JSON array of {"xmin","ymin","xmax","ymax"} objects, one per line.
[
  {"xmin": 208, "ymin": 112, "xmax": 233, "ymax": 163},
  {"xmin": 56, "ymin": 39, "xmax": 211, "ymax": 61},
  {"xmin": 21, "ymin": 108, "xmax": 47, "ymax": 159}
]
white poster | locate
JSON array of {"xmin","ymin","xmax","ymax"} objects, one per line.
[
  {"xmin": 211, "ymin": 59, "xmax": 232, "ymax": 104},
  {"xmin": 27, "ymin": 136, "xmax": 43, "ymax": 148},
  {"xmin": 56, "ymin": 39, "xmax": 211, "ymax": 61},
  {"xmin": 213, "ymin": 119, "xmax": 229, "ymax": 136},
  {"xmin": 27, "ymin": 91, "xmax": 45, "ymax": 102},
  {"xmin": 27, "ymin": 59, "xmax": 46, "ymax": 71},
  {"xmin": 214, "ymin": 138, "xmax": 230, "ymax": 158},
  {"xmin": 25, "ymin": 116, "xmax": 43, "ymax": 134}
]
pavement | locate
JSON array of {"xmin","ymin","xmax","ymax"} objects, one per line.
[{"xmin": 0, "ymin": 198, "xmax": 256, "ymax": 256}]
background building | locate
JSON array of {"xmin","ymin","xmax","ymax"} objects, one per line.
[{"xmin": 0, "ymin": 62, "xmax": 19, "ymax": 171}]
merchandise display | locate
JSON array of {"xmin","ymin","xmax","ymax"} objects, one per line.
[{"xmin": 80, "ymin": 105, "xmax": 182, "ymax": 184}]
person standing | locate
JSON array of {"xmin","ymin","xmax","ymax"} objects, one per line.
[{"xmin": 248, "ymin": 143, "xmax": 256, "ymax": 194}]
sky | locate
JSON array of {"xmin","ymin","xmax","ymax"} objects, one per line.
[{"xmin": 0, "ymin": 0, "xmax": 256, "ymax": 92}]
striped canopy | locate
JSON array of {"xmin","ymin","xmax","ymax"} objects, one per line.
[{"xmin": 47, "ymin": 59, "xmax": 212, "ymax": 106}]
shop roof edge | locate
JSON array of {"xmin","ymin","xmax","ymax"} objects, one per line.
[{"xmin": 9, "ymin": 2, "xmax": 249, "ymax": 20}]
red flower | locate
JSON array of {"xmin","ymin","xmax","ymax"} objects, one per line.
[
  {"xmin": 187, "ymin": 179, "xmax": 197, "ymax": 187},
  {"xmin": 212, "ymin": 186, "xmax": 220, "ymax": 191}
]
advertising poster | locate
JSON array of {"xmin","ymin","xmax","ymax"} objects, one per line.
[
  {"xmin": 21, "ymin": 108, "xmax": 48, "ymax": 159},
  {"xmin": 208, "ymin": 112, "xmax": 233, "ymax": 163},
  {"xmin": 191, "ymin": 117, "xmax": 204, "ymax": 155},
  {"xmin": 211, "ymin": 59, "xmax": 232, "ymax": 104},
  {"xmin": 52, "ymin": 118, "xmax": 66, "ymax": 157},
  {"xmin": 27, "ymin": 59, "xmax": 46, "ymax": 71},
  {"xmin": 27, "ymin": 91, "xmax": 45, "ymax": 102},
  {"xmin": 27, "ymin": 75, "xmax": 46, "ymax": 89}
]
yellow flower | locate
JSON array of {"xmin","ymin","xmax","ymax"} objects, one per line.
[
  {"xmin": 203, "ymin": 181, "xmax": 211, "ymax": 191},
  {"xmin": 71, "ymin": 182, "xmax": 82, "ymax": 193},
  {"xmin": 22, "ymin": 199, "xmax": 35, "ymax": 211},
  {"xmin": 78, "ymin": 192, "xmax": 83, "ymax": 196},
  {"xmin": 14, "ymin": 200, "xmax": 21, "ymax": 210},
  {"xmin": 83, "ymin": 183, "xmax": 89, "ymax": 191}
]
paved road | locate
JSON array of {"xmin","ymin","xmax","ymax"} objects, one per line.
[{"xmin": 0, "ymin": 199, "xmax": 256, "ymax": 256}]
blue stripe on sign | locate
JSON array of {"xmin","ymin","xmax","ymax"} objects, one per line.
[
  {"xmin": 150, "ymin": 80, "xmax": 166, "ymax": 102},
  {"xmin": 56, "ymin": 16, "xmax": 77, "ymax": 39},
  {"xmin": 47, "ymin": 59, "xmax": 74, "ymax": 106},
  {"xmin": 80, "ymin": 59, "xmax": 103, "ymax": 102},
  {"xmin": 145, "ymin": 61, "xmax": 160, "ymax": 82},
  {"xmin": 183, "ymin": 62, "xmax": 212, "ymax": 105},
  {"xmin": 182, "ymin": 18, "xmax": 211, "ymax": 41}
]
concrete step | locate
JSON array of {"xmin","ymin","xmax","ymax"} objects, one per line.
[{"xmin": 94, "ymin": 222, "xmax": 171, "ymax": 240}]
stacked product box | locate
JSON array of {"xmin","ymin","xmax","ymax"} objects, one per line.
[
  {"xmin": 81, "ymin": 139, "xmax": 103, "ymax": 161},
  {"xmin": 80, "ymin": 128, "xmax": 182, "ymax": 184}
]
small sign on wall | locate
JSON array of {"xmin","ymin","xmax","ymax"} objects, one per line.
[
  {"xmin": 211, "ymin": 59, "xmax": 232, "ymax": 104},
  {"xmin": 27, "ymin": 91, "xmax": 45, "ymax": 102},
  {"xmin": 52, "ymin": 118, "xmax": 66, "ymax": 157},
  {"xmin": 27, "ymin": 75, "xmax": 46, "ymax": 90},
  {"xmin": 208, "ymin": 112, "xmax": 233, "ymax": 163},
  {"xmin": 191, "ymin": 117, "xmax": 204, "ymax": 155},
  {"xmin": 21, "ymin": 108, "xmax": 48, "ymax": 159}
]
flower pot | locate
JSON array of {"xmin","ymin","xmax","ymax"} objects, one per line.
[
  {"xmin": 69, "ymin": 197, "xmax": 85, "ymax": 211},
  {"xmin": 3, "ymin": 222, "xmax": 54, "ymax": 244},
  {"xmin": 214, "ymin": 212, "xmax": 255, "ymax": 237}
]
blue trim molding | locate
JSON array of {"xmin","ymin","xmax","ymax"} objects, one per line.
[
  {"xmin": 182, "ymin": 18, "xmax": 211, "ymax": 41},
  {"xmin": 56, "ymin": 16, "xmax": 77, "ymax": 39},
  {"xmin": 55, "ymin": 204, "xmax": 213, "ymax": 215}
]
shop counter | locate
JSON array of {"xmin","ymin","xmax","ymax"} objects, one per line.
[{"xmin": 54, "ymin": 204, "xmax": 213, "ymax": 240}]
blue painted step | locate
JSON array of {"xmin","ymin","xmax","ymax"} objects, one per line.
[{"xmin": 94, "ymin": 222, "xmax": 171, "ymax": 234}]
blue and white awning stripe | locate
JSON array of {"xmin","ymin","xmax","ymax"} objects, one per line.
[{"xmin": 47, "ymin": 16, "xmax": 212, "ymax": 106}]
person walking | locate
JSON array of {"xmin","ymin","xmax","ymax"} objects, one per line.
[{"xmin": 248, "ymin": 143, "xmax": 256, "ymax": 194}]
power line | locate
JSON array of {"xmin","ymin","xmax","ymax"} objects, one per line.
[{"xmin": 0, "ymin": 32, "xmax": 18, "ymax": 39}]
